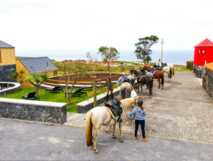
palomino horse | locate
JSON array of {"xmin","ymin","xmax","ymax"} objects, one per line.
[
  {"xmin": 120, "ymin": 96, "xmax": 144, "ymax": 124},
  {"xmin": 163, "ymin": 64, "xmax": 175, "ymax": 79},
  {"xmin": 85, "ymin": 100, "xmax": 123, "ymax": 153}
]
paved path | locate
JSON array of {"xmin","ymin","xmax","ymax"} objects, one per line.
[
  {"xmin": 0, "ymin": 72, "xmax": 213, "ymax": 160},
  {"xmin": 145, "ymin": 72, "xmax": 213, "ymax": 144},
  {"xmin": 0, "ymin": 118, "xmax": 213, "ymax": 161},
  {"xmin": 66, "ymin": 72, "xmax": 213, "ymax": 144}
]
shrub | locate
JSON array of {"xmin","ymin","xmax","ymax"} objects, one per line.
[{"xmin": 186, "ymin": 60, "xmax": 193, "ymax": 70}]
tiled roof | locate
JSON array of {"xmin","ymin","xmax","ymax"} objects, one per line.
[
  {"xmin": 195, "ymin": 38, "xmax": 213, "ymax": 47},
  {"xmin": 18, "ymin": 57, "xmax": 57, "ymax": 73},
  {"xmin": 0, "ymin": 40, "xmax": 14, "ymax": 48}
]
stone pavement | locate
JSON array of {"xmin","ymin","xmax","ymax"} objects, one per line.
[
  {"xmin": 0, "ymin": 118, "xmax": 213, "ymax": 161},
  {"xmin": 66, "ymin": 72, "xmax": 213, "ymax": 144},
  {"xmin": 1, "ymin": 72, "xmax": 213, "ymax": 160},
  {"xmin": 145, "ymin": 72, "xmax": 213, "ymax": 144}
]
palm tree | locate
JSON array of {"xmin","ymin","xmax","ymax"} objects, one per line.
[{"xmin": 28, "ymin": 73, "xmax": 48, "ymax": 98}]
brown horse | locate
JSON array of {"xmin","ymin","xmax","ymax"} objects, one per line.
[
  {"xmin": 143, "ymin": 64, "xmax": 164, "ymax": 89},
  {"xmin": 153, "ymin": 70, "xmax": 164, "ymax": 89}
]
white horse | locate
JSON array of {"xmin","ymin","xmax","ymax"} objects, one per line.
[
  {"xmin": 119, "ymin": 82, "xmax": 133, "ymax": 98},
  {"xmin": 163, "ymin": 64, "xmax": 175, "ymax": 79},
  {"xmin": 85, "ymin": 105, "xmax": 123, "ymax": 153}
]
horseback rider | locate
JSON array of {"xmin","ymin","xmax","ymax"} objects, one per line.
[
  {"xmin": 106, "ymin": 77, "xmax": 113, "ymax": 101},
  {"xmin": 127, "ymin": 70, "xmax": 136, "ymax": 86},
  {"xmin": 105, "ymin": 96, "xmax": 123, "ymax": 123},
  {"xmin": 118, "ymin": 72, "xmax": 128, "ymax": 85}
]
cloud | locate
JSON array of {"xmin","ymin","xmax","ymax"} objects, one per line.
[{"xmin": 0, "ymin": 0, "xmax": 213, "ymax": 55}]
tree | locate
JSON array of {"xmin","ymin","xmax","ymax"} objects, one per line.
[
  {"xmin": 28, "ymin": 73, "xmax": 48, "ymax": 97},
  {"xmin": 63, "ymin": 61, "xmax": 87, "ymax": 104},
  {"xmin": 98, "ymin": 46, "xmax": 119, "ymax": 101},
  {"xmin": 98, "ymin": 46, "xmax": 119, "ymax": 77},
  {"xmin": 135, "ymin": 35, "xmax": 159, "ymax": 64}
]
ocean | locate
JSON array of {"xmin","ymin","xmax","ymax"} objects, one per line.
[
  {"xmin": 17, "ymin": 50, "xmax": 193, "ymax": 65},
  {"xmin": 121, "ymin": 50, "xmax": 194, "ymax": 65}
]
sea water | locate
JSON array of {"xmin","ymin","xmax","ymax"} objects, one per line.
[{"xmin": 17, "ymin": 50, "xmax": 193, "ymax": 65}]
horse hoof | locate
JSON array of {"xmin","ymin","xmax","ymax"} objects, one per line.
[
  {"xmin": 112, "ymin": 136, "xmax": 117, "ymax": 139},
  {"xmin": 118, "ymin": 138, "xmax": 124, "ymax": 143},
  {"xmin": 94, "ymin": 149, "xmax": 98, "ymax": 153}
]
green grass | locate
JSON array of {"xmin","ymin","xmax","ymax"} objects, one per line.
[
  {"xmin": 175, "ymin": 65, "xmax": 192, "ymax": 72},
  {"xmin": 1, "ymin": 86, "xmax": 108, "ymax": 112}
]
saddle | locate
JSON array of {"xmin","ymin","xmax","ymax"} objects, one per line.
[{"xmin": 105, "ymin": 99, "xmax": 123, "ymax": 122}]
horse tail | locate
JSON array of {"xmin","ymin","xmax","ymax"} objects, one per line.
[{"xmin": 85, "ymin": 111, "xmax": 93, "ymax": 146}]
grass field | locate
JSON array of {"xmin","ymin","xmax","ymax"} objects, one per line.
[
  {"xmin": 175, "ymin": 65, "xmax": 192, "ymax": 72},
  {"xmin": 0, "ymin": 86, "xmax": 108, "ymax": 112},
  {"xmin": 54, "ymin": 60, "xmax": 190, "ymax": 75}
]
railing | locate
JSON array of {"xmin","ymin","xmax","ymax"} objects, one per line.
[{"xmin": 0, "ymin": 82, "xmax": 21, "ymax": 94}]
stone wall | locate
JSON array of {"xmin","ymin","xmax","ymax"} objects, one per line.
[
  {"xmin": 77, "ymin": 87, "xmax": 121, "ymax": 113},
  {"xmin": 0, "ymin": 64, "xmax": 16, "ymax": 81},
  {"xmin": 203, "ymin": 69, "xmax": 213, "ymax": 97},
  {"xmin": 0, "ymin": 98, "xmax": 67, "ymax": 124}
]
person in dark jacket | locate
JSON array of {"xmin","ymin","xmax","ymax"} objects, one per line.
[
  {"xmin": 106, "ymin": 77, "xmax": 113, "ymax": 101},
  {"xmin": 128, "ymin": 99, "xmax": 148, "ymax": 142}
]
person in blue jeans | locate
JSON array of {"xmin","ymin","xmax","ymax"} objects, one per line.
[{"xmin": 128, "ymin": 99, "xmax": 148, "ymax": 142}]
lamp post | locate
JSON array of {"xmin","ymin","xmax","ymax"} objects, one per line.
[{"xmin": 160, "ymin": 39, "xmax": 164, "ymax": 66}]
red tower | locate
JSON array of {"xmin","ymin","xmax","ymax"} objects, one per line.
[{"xmin": 194, "ymin": 38, "xmax": 213, "ymax": 66}]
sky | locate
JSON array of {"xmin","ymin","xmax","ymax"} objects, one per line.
[{"xmin": 1, "ymin": 0, "xmax": 213, "ymax": 60}]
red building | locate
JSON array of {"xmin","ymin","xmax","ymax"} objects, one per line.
[{"xmin": 194, "ymin": 38, "xmax": 213, "ymax": 66}]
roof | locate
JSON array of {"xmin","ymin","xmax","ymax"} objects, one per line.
[
  {"xmin": 0, "ymin": 40, "xmax": 14, "ymax": 48},
  {"xmin": 205, "ymin": 62, "xmax": 213, "ymax": 71},
  {"xmin": 195, "ymin": 38, "xmax": 213, "ymax": 47},
  {"xmin": 18, "ymin": 57, "xmax": 57, "ymax": 73}
]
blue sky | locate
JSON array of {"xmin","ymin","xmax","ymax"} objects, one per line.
[{"xmin": 0, "ymin": 0, "xmax": 213, "ymax": 59}]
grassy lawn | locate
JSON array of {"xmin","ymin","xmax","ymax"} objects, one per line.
[
  {"xmin": 175, "ymin": 65, "xmax": 192, "ymax": 72},
  {"xmin": 0, "ymin": 86, "xmax": 109, "ymax": 112}
]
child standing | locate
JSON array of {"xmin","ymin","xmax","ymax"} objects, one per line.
[{"xmin": 128, "ymin": 99, "xmax": 148, "ymax": 142}]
